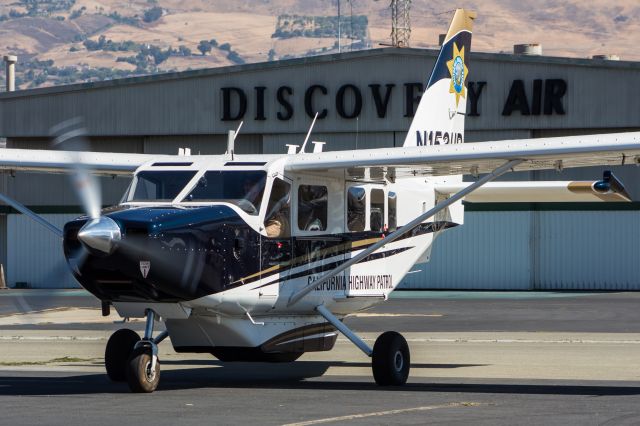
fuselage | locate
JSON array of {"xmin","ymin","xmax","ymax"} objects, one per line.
[{"xmin": 61, "ymin": 154, "xmax": 463, "ymax": 352}]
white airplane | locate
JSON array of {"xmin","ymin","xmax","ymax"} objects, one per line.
[{"xmin": 1, "ymin": 9, "xmax": 640, "ymax": 393}]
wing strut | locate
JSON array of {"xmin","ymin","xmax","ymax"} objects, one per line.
[
  {"xmin": 317, "ymin": 304, "xmax": 373, "ymax": 356},
  {"xmin": 287, "ymin": 159, "xmax": 524, "ymax": 307},
  {"xmin": 0, "ymin": 192, "xmax": 63, "ymax": 238}
]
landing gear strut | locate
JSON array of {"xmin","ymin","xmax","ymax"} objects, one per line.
[
  {"xmin": 125, "ymin": 309, "xmax": 169, "ymax": 393},
  {"xmin": 316, "ymin": 304, "xmax": 411, "ymax": 386}
]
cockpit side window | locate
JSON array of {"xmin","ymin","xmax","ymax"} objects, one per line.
[
  {"xmin": 298, "ymin": 185, "xmax": 328, "ymax": 231},
  {"xmin": 184, "ymin": 170, "xmax": 266, "ymax": 215},
  {"xmin": 264, "ymin": 178, "xmax": 291, "ymax": 238},
  {"xmin": 130, "ymin": 171, "xmax": 197, "ymax": 202},
  {"xmin": 347, "ymin": 186, "xmax": 366, "ymax": 232}
]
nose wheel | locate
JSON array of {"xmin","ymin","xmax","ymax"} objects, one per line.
[
  {"xmin": 127, "ymin": 346, "xmax": 161, "ymax": 393},
  {"xmin": 105, "ymin": 309, "xmax": 168, "ymax": 393}
]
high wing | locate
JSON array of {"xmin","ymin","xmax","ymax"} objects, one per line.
[
  {"xmin": 284, "ymin": 132, "xmax": 640, "ymax": 178},
  {"xmin": 0, "ymin": 148, "xmax": 167, "ymax": 175}
]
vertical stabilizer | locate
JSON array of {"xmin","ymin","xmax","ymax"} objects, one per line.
[{"xmin": 403, "ymin": 9, "xmax": 475, "ymax": 147}]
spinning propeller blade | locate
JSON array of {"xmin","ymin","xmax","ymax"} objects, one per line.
[
  {"xmin": 50, "ymin": 118, "xmax": 102, "ymax": 220},
  {"xmin": 49, "ymin": 118, "xmax": 106, "ymax": 274}
]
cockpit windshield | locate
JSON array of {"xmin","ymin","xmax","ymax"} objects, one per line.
[
  {"xmin": 183, "ymin": 171, "xmax": 267, "ymax": 215},
  {"xmin": 129, "ymin": 171, "xmax": 197, "ymax": 202}
]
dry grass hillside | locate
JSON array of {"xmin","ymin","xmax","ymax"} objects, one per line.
[{"xmin": 0, "ymin": 0, "xmax": 637, "ymax": 89}]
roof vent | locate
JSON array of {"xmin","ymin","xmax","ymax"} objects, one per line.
[
  {"xmin": 513, "ymin": 44, "xmax": 542, "ymax": 56},
  {"xmin": 438, "ymin": 34, "xmax": 446, "ymax": 46}
]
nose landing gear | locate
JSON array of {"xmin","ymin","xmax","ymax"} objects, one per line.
[
  {"xmin": 104, "ymin": 309, "xmax": 168, "ymax": 393},
  {"xmin": 127, "ymin": 344, "xmax": 161, "ymax": 393}
]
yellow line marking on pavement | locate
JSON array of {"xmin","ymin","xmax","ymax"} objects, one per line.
[
  {"xmin": 336, "ymin": 337, "xmax": 640, "ymax": 344},
  {"xmin": 347, "ymin": 313, "xmax": 442, "ymax": 317},
  {"xmin": 281, "ymin": 402, "xmax": 480, "ymax": 426}
]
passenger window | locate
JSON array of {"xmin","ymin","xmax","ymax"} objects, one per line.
[
  {"xmin": 388, "ymin": 192, "xmax": 397, "ymax": 231},
  {"xmin": 298, "ymin": 185, "xmax": 328, "ymax": 231},
  {"xmin": 264, "ymin": 178, "xmax": 291, "ymax": 238},
  {"xmin": 370, "ymin": 188, "xmax": 385, "ymax": 232},
  {"xmin": 347, "ymin": 186, "xmax": 366, "ymax": 232}
]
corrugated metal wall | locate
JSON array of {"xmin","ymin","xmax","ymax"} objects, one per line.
[
  {"xmin": 400, "ymin": 211, "xmax": 640, "ymax": 290},
  {"xmin": 536, "ymin": 211, "xmax": 640, "ymax": 289},
  {"xmin": 0, "ymin": 214, "xmax": 7, "ymax": 281},
  {"xmin": 401, "ymin": 212, "xmax": 533, "ymax": 289},
  {"xmin": 7, "ymin": 214, "xmax": 79, "ymax": 288}
]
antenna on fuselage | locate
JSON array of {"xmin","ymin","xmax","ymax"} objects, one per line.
[
  {"xmin": 299, "ymin": 112, "xmax": 319, "ymax": 153},
  {"xmin": 234, "ymin": 121, "xmax": 243, "ymax": 141},
  {"xmin": 226, "ymin": 121, "xmax": 243, "ymax": 160}
]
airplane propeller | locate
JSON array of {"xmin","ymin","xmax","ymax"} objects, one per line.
[
  {"xmin": 49, "ymin": 118, "xmax": 116, "ymax": 275},
  {"xmin": 49, "ymin": 118, "xmax": 144, "ymax": 282},
  {"xmin": 50, "ymin": 118, "xmax": 102, "ymax": 220}
]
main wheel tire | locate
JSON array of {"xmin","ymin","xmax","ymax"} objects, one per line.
[
  {"xmin": 372, "ymin": 331, "xmax": 410, "ymax": 386},
  {"xmin": 105, "ymin": 328, "xmax": 140, "ymax": 382},
  {"xmin": 126, "ymin": 348, "xmax": 160, "ymax": 393}
]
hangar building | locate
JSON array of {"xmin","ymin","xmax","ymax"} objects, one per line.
[{"xmin": 0, "ymin": 47, "xmax": 639, "ymax": 289}]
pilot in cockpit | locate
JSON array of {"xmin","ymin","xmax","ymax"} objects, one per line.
[{"xmin": 264, "ymin": 178, "xmax": 291, "ymax": 238}]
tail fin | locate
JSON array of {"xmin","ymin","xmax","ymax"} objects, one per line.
[{"xmin": 403, "ymin": 9, "xmax": 476, "ymax": 147}]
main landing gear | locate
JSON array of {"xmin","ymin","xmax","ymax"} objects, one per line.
[
  {"xmin": 104, "ymin": 309, "xmax": 168, "ymax": 393},
  {"xmin": 316, "ymin": 305, "xmax": 411, "ymax": 386}
]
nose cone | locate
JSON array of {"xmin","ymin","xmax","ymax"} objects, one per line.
[{"xmin": 77, "ymin": 216, "xmax": 121, "ymax": 254}]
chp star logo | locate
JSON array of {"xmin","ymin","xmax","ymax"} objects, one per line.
[{"xmin": 446, "ymin": 42, "xmax": 468, "ymax": 108}]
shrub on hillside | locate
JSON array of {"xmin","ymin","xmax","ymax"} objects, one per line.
[{"xmin": 143, "ymin": 6, "xmax": 163, "ymax": 23}]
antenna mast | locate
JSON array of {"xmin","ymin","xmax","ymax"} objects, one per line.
[{"xmin": 390, "ymin": 0, "xmax": 411, "ymax": 47}]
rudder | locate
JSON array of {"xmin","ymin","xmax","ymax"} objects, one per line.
[{"xmin": 403, "ymin": 9, "xmax": 476, "ymax": 147}]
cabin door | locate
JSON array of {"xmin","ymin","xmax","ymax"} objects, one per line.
[
  {"xmin": 293, "ymin": 176, "xmax": 347, "ymax": 298},
  {"xmin": 259, "ymin": 174, "xmax": 293, "ymax": 300}
]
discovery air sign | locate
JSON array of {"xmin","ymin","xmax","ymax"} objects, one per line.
[{"xmin": 219, "ymin": 79, "xmax": 567, "ymax": 121}]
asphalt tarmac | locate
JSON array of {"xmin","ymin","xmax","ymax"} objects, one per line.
[
  {"xmin": 4, "ymin": 289, "xmax": 640, "ymax": 332},
  {"xmin": 2, "ymin": 290, "xmax": 640, "ymax": 425}
]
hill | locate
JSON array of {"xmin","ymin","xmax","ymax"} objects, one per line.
[{"xmin": 0, "ymin": 0, "xmax": 637, "ymax": 90}]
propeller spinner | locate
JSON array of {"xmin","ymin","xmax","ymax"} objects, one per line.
[{"xmin": 77, "ymin": 216, "xmax": 121, "ymax": 255}]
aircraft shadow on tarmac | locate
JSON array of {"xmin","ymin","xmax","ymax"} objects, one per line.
[
  {"xmin": 159, "ymin": 360, "xmax": 485, "ymax": 369},
  {"xmin": 1, "ymin": 361, "xmax": 640, "ymax": 397}
]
